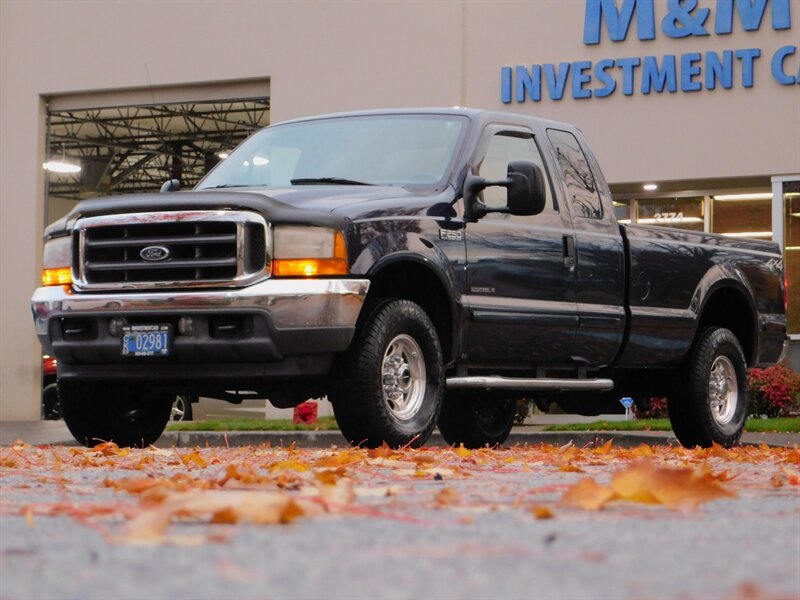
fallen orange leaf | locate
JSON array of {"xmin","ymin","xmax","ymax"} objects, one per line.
[
  {"xmin": 530, "ymin": 505, "xmax": 554, "ymax": 519},
  {"xmin": 610, "ymin": 460, "xmax": 735, "ymax": 510},
  {"xmin": 435, "ymin": 487, "xmax": 463, "ymax": 507},
  {"xmin": 452, "ymin": 445, "xmax": 472, "ymax": 459},
  {"xmin": 124, "ymin": 490, "xmax": 304, "ymax": 542},
  {"xmin": 561, "ymin": 477, "xmax": 616, "ymax": 510},
  {"xmin": 558, "ymin": 464, "xmax": 585, "ymax": 473}
]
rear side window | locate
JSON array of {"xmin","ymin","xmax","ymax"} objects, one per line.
[{"xmin": 547, "ymin": 129, "xmax": 603, "ymax": 220}]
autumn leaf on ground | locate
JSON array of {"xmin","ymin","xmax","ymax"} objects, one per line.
[
  {"xmin": 316, "ymin": 477, "xmax": 356, "ymax": 507},
  {"xmin": 452, "ymin": 445, "xmax": 472, "ymax": 459},
  {"xmin": 313, "ymin": 449, "xmax": 364, "ymax": 468},
  {"xmin": 435, "ymin": 487, "xmax": 463, "ymax": 507},
  {"xmin": 561, "ymin": 477, "xmax": 616, "ymax": 510},
  {"xmin": 178, "ymin": 449, "xmax": 207, "ymax": 469},
  {"xmin": 92, "ymin": 441, "xmax": 122, "ymax": 456},
  {"xmin": 611, "ymin": 460, "xmax": 736, "ymax": 510},
  {"xmin": 592, "ymin": 439, "xmax": 614, "ymax": 455},
  {"xmin": 123, "ymin": 490, "xmax": 304, "ymax": 543},
  {"xmin": 268, "ymin": 458, "xmax": 311, "ymax": 473},
  {"xmin": 562, "ymin": 460, "xmax": 736, "ymax": 511},
  {"xmin": 530, "ymin": 505, "xmax": 554, "ymax": 519}
]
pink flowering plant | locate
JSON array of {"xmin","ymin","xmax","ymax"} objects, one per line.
[
  {"xmin": 633, "ymin": 397, "xmax": 669, "ymax": 419},
  {"xmin": 747, "ymin": 365, "xmax": 800, "ymax": 418}
]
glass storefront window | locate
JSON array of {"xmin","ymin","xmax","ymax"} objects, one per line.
[
  {"xmin": 635, "ymin": 197, "xmax": 705, "ymax": 232},
  {"xmin": 784, "ymin": 181, "xmax": 800, "ymax": 336},
  {"xmin": 712, "ymin": 196, "xmax": 772, "ymax": 240},
  {"xmin": 613, "ymin": 199, "xmax": 631, "ymax": 223}
]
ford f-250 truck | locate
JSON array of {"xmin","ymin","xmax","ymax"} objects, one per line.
[{"xmin": 32, "ymin": 108, "xmax": 788, "ymax": 449}]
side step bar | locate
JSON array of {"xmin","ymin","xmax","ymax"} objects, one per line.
[{"xmin": 446, "ymin": 376, "xmax": 614, "ymax": 391}]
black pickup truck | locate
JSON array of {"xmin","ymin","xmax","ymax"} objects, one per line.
[{"xmin": 32, "ymin": 108, "xmax": 787, "ymax": 449}]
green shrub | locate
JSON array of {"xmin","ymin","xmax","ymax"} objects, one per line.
[{"xmin": 748, "ymin": 364, "xmax": 800, "ymax": 418}]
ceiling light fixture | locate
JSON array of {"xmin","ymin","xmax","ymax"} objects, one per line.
[
  {"xmin": 42, "ymin": 161, "xmax": 81, "ymax": 174},
  {"xmin": 635, "ymin": 216, "xmax": 703, "ymax": 224},
  {"xmin": 217, "ymin": 152, "xmax": 229, "ymax": 159},
  {"xmin": 642, "ymin": 183, "xmax": 658, "ymax": 191},
  {"xmin": 712, "ymin": 193, "xmax": 772, "ymax": 201},
  {"xmin": 719, "ymin": 231, "xmax": 772, "ymax": 238},
  {"xmin": 43, "ymin": 143, "xmax": 81, "ymax": 174}
]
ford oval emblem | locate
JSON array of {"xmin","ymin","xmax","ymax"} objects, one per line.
[{"xmin": 140, "ymin": 246, "xmax": 171, "ymax": 262}]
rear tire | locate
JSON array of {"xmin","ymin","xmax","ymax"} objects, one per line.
[
  {"xmin": 171, "ymin": 394, "xmax": 194, "ymax": 421},
  {"xmin": 438, "ymin": 392, "xmax": 516, "ymax": 448},
  {"xmin": 60, "ymin": 380, "xmax": 173, "ymax": 447},
  {"xmin": 668, "ymin": 327, "xmax": 748, "ymax": 449},
  {"xmin": 330, "ymin": 299, "xmax": 444, "ymax": 448}
]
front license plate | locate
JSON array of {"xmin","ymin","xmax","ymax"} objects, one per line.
[{"xmin": 121, "ymin": 325, "xmax": 171, "ymax": 357}]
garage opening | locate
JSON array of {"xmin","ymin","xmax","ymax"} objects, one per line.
[{"xmin": 43, "ymin": 79, "xmax": 270, "ymax": 224}]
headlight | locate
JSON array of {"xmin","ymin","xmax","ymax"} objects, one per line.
[
  {"xmin": 41, "ymin": 236, "xmax": 73, "ymax": 286},
  {"xmin": 272, "ymin": 226, "xmax": 348, "ymax": 277}
]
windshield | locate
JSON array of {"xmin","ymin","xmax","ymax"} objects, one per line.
[{"xmin": 197, "ymin": 114, "xmax": 468, "ymax": 189}]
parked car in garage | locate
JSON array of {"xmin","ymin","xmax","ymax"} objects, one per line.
[
  {"xmin": 41, "ymin": 355, "xmax": 60, "ymax": 420},
  {"xmin": 42, "ymin": 355, "xmax": 196, "ymax": 423}
]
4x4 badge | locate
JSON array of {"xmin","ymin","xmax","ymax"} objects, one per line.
[{"xmin": 140, "ymin": 246, "xmax": 171, "ymax": 261}]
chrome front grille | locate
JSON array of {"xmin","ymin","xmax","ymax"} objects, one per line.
[{"xmin": 74, "ymin": 210, "xmax": 270, "ymax": 290}]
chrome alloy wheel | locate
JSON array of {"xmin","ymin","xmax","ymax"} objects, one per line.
[
  {"xmin": 171, "ymin": 396, "xmax": 188, "ymax": 421},
  {"xmin": 708, "ymin": 355, "xmax": 738, "ymax": 426},
  {"xmin": 381, "ymin": 334, "xmax": 426, "ymax": 421}
]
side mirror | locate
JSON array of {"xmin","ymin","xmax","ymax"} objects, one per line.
[
  {"xmin": 160, "ymin": 179, "xmax": 181, "ymax": 193},
  {"xmin": 506, "ymin": 161, "xmax": 546, "ymax": 216},
  {"xmin": 463, "ymin": 160, "xmax": 546, "ymax": 221}
]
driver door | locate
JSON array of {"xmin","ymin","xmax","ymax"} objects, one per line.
[{"xmin": 463, "ymin": 125, "xmax": 578, "ymax": 369}]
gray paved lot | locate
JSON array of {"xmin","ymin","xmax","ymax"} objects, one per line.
[{"xmin": 1, "ymin": 440, "xmax": 798, "ymax": 600}]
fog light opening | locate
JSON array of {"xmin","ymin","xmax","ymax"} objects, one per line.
[
  {"xmin": 178, "ymin": 316, "xmax": 195, "ymax": 336},
  {"xmin": 108, "ymin": 318, "xmax": 128, "ymax": 337}
]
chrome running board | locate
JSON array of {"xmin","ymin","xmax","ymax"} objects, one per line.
[{"xmin": 446, "ymin": 376, "xmax": 614, "ymax": 391}]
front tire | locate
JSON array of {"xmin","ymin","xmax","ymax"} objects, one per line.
[
  {"xmin": 668, "ymin": 327, "xmax": 748, "ymax": 448},
  {"xmin": 60, "ymin": 380, "xmax": 173, "ymax": 447},
  {"xmin": 438, "ymin": 392, "xmax": 516, "ymax": 448},
  {"xmin": 330, "ymin": 299, "xmax": 444, "ymax": 448}
]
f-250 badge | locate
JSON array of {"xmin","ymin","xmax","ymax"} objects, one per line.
[{"xmin": 439, "ymin": 229, "xmax": 463, "ymax": 241}]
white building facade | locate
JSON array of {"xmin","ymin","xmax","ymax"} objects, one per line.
[{"xmin": 1, "ymin": 0, "xmax": 798, "ymax": 419}]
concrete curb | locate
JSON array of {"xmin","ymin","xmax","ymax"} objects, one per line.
[
  {"xmin": 3, "ymin": 420, "xmax": 795, "ymax": 448},
  {"xmin": 155, "ymin": 429, "xmax": 798, "ymax": 449}
]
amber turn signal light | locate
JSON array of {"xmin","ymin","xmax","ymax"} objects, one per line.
[
  {"xmin": 41, "ymin": 267, "xmax": 72, "ymax": 286},
  {"xmin": 272, "ymin": 231, "xmax": 348, "ymax": 277}
]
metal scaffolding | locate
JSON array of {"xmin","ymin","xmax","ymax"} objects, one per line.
[{"xmin": 46, "ymin": 99, "xmax": 270, "ymax": 197}]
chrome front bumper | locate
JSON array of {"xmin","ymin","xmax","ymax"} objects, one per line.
[{"xmin": 32, "ymin": 278, "xmax": 370, "ymax": 336}]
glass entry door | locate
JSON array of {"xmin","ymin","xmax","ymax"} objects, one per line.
[{"xmin": 783, "ymin": 180, "xmax": 800, "ymax": 338}]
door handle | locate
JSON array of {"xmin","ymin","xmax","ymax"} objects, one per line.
[{"xmin": 563, "ymin": 235, "xmax": 576, "ymax": 270}]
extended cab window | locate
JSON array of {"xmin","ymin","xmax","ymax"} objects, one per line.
[
  {"xmin": 547, "ymin": 129, "xmax": 603, "ymax": 220},
  {"xmin": 477, "ymin": 131, "xmax": 552, "ymax": 211}
]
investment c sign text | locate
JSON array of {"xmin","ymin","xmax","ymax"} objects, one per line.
[{"xmin": 501, "ymin": 0, "xmax": 799, "ymax": 103}]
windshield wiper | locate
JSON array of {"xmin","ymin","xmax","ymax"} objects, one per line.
[
  {"xmin": 290, "ymin": 177, "xmax": 373, "ymax": 186},
  {"xmin": 202, "ymin": 184, "xmax": 252, "ymax": 189}
]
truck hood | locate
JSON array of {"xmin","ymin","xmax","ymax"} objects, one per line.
[{"xmin": 44, "ymin": 185, "xmax": 428, "ymax": 238}]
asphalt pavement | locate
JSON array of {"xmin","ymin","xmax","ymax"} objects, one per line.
[{"xmin": 1, "ymin": 438, "xmax": 798, "ymax": 600}]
